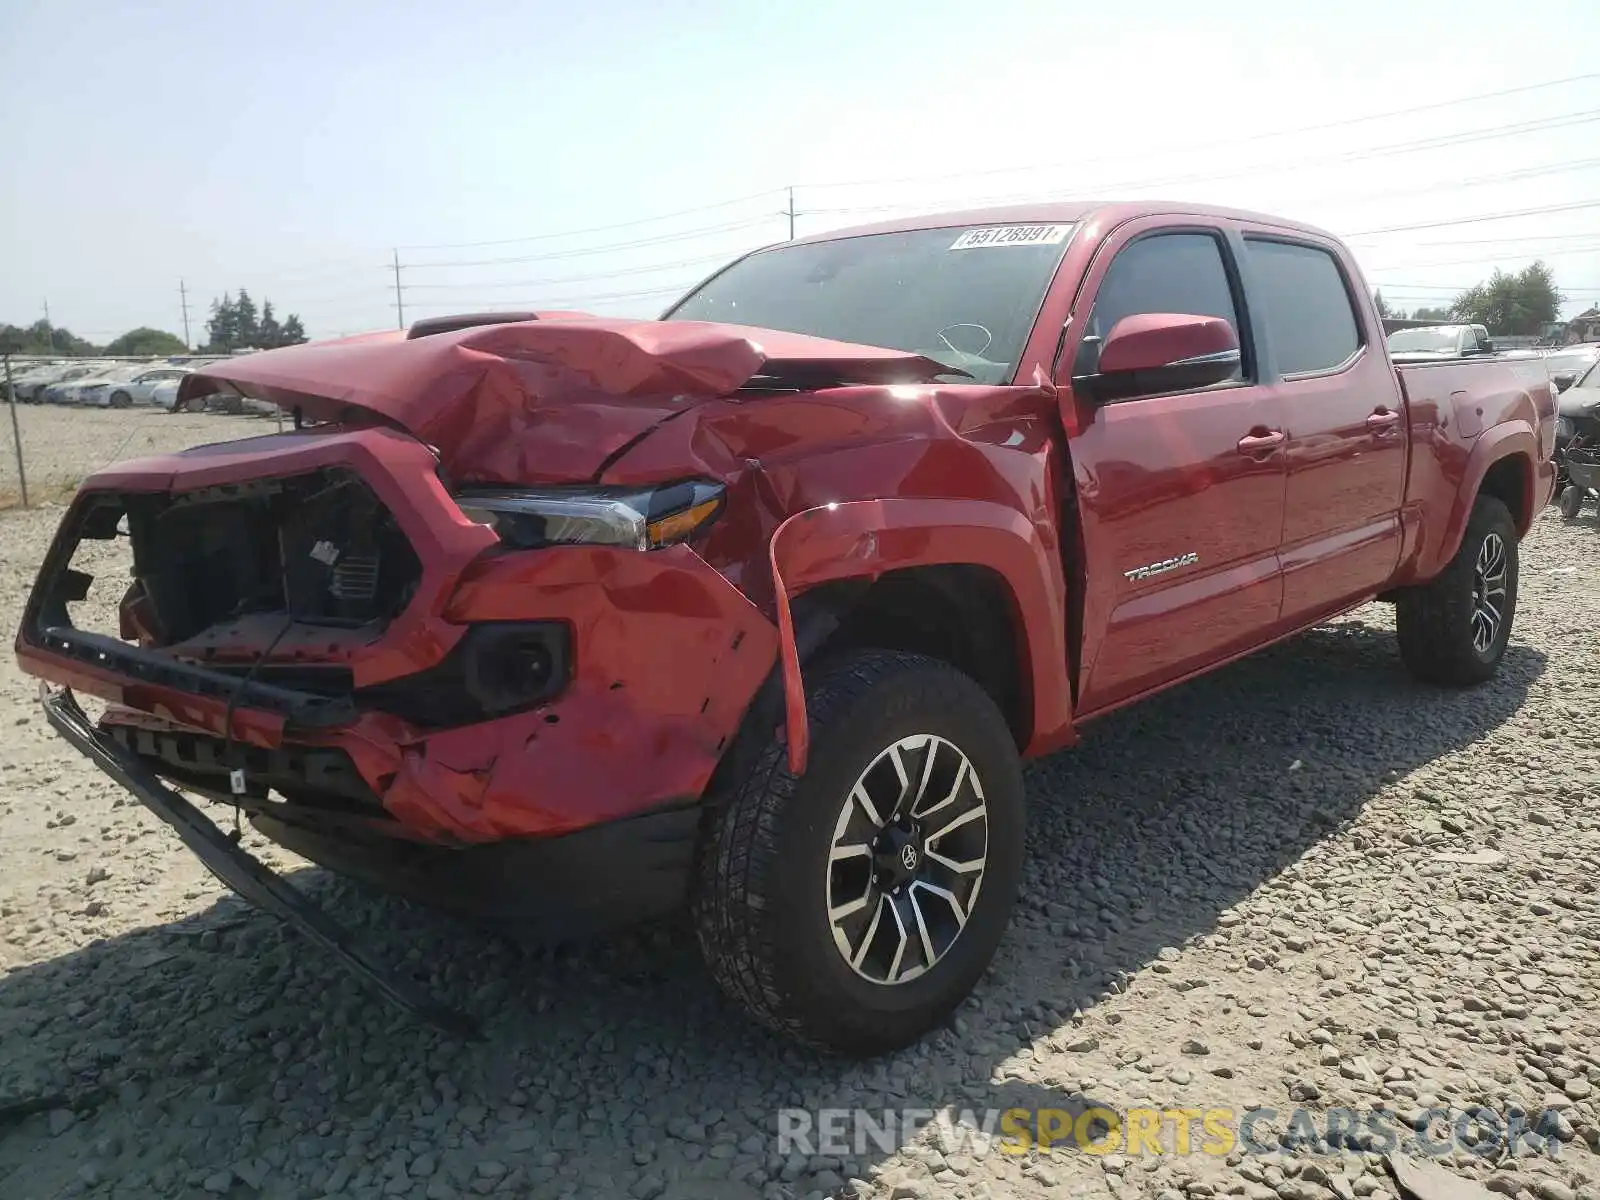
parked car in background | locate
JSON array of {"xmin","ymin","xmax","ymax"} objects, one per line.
[
  {"xmin": 1554, "ymin": 358, "xmax": 1600, "ymax": 494},
  {"xmin": 98, "ymin": 365, "xmax": 192, "ymax": 408},
  {"xmin": 1386, "ymin": 323, "xmax": 1495, "ymax": 358},
  {"xmin": 72, "ymin": 362, "xmax": 158, "ymax": 407},
  {"xmin": 2, "ymin": 363, "xmax": 64, "ymax": 401},
  {"xmin": 1543, "ymin": 343, "xmax": 1600, "ymax": 394},
  {"xmin": 38, "ymin": 364, "xmax": 104, "ymax": 403},
  {"xmin": 152, "ymin": 375, "xmax": 234, "ymax": 413}
]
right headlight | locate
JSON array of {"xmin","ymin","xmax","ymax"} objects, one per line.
[
  {"xmin": 455, "ymin": 480, "xmax": 725, "ymax": 551},
  {"xmin": 1556, "ymin": 416, "xmax": 1575, "ymax": 441}
]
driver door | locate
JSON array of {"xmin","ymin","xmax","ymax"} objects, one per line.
[{"xmin": 1062, "ymin": 221, "xmax": 1289, "ymax": 716}]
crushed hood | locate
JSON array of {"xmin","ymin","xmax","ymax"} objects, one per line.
[{"xmin": 179, "ymin": 317, "xmax": 956, "ymax": 483}]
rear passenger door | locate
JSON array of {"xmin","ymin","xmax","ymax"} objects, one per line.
[
  {"xmin": 1063, "ymin": 221, "xmax": 1290, "ymax": 716},
  {"xmin": 1241, "ymin": 236, "xmax": 1406, "ymax": 623}
]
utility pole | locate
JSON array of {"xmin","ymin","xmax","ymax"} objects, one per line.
[
  {"xmin": 783, "ymin": 186, "xmax": 798, "ymax": 240},
  {"xmin": 2, "ymin": 351, "xmax": 28, "ymax": 508},
  {"xmin": 179, "ymin": 280, "xmax": 192, "ymax": 349},
  {"xmin": 41, "ymin": 299, "xmax": 52, "ymax": 354},
  {"xmin": 391, "ymin": 250, "xmax": 405, "ymax": 329}
]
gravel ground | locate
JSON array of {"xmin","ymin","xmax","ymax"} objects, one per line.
[{"xmin": 1, "ymin": 412, "xmax": 1597, "ymax": 1200}]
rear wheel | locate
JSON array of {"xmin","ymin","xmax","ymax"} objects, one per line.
[
  {"xmin": 693, "ymin": 650, "xmax": 1025, "ymax": 1056},
  {"xmin": 1559, "ymin": 484, "xmax": 1584, "ymax": 520},
  {"xmin": 1397, "ymin": 494, "xmax": 1518, "ymax": 686}
]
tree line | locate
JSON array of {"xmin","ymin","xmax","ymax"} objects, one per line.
[
  {"xmin": 1374, "ymin": 261, "xmax": 1563, "ymax": 334},
  {"xmin": 0, "ymin": 289, "xmax": 309, "ymax": 359},
  {"xmin": 204, "ymin": 290, "xmax": 306, "ymax": 353}
]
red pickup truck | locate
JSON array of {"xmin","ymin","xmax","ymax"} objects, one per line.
[{"xmin": 17, "ymin": 201, "xmax": 1557, "ymax": 1055}]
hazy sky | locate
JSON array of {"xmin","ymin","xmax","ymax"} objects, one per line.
[{"xmin": 2, "ymin": 0, "xmax": 1597, "ymax": 343}]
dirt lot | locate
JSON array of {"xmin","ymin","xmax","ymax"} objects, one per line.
[
  {"xmin": 1, "ymin": 407, "xmax": 1597, "ymax": 1200},
  {"xmin": 0, "ymin": 403, "xmax": 276, "ymax": 508}
]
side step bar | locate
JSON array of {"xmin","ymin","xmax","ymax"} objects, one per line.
[{"xmin": 41, "ymin": 686, "xmax": 481, "ymax": 1041}]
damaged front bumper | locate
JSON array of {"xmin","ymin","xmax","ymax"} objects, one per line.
[
  {"xmin": 40, "ymin": 685, "xmax": 481, "ymax": 1039},
  {"xmin": 17, "ymin": 425, "xmax": 785, "ymax": 1032}
]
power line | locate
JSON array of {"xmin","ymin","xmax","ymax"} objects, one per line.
[
  {"xmin": 1377, "ymin": 283, "xmax": 1600, "ymax": 292},
  {"xmin": 1364, "ymin": 245, "xmax": 1600, "ymax": 271},
  {"xmin": 398, "ymin": 284, "xmax": 686, "ymax": 310},
  {"xmin": 401, "ymin": 216, "xmax": 777, "ymax": 270},
  {"xmin": 800, "ymin": 112, "xmax": 1600, "ymax": 223},
  {"xmin": 394, "ymin": 189, "xmax": 787, "ymax": 252},
  {"xmin": 798, "ymin": 73, "xmax": 1600, "ymax": 192},
  {"xmin": 1354, "ymin": 231, "xmax": 1600, "ymax": 247},
  {"xmin": 397, "ymin": 251, "xmax": 733, "ymax": 292},
  {"xmin": 1347, "ymin": 199, "xmax": 1600, "ymax": 237}
]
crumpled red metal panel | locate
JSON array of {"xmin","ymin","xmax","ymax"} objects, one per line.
[{"xmin": 175, "ymin": 317, "xmax": 953, "ymax": 485}]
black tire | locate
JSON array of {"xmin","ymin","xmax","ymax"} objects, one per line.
[
  {"xmin": 692, "ymin": 649, "xmax": 1025, "ymax": 1057},
  {"xmin": 1396, "ymin": 494, "xmax": 1518, "ymax": 686},
  {"xmin": 109, "ymin": 391, "xmax": 131, "ymax": 409},
  {"xmin": 1559, "ymin": 484, "xmax": 1584, "ymax": 520}
]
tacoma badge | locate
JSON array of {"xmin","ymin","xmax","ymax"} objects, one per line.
[{"xmin": 1124, "ymin": 552, "xmax": 1199, "ymax": 582}]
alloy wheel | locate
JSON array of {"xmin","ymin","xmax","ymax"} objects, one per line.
[
  {"xmin": 1471, "ymin": 531, "xmax": 1508, "ymax": 654},
  {"xmin": 825, "ymin": 734, "xmax": 989, "ymax": 986}
]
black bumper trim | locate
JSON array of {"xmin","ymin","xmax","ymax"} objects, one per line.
[
  {"xmin": 34, "ymin": 627, "xmax": 357, "ymax": 729},
  {"xmin": 41, "ymin": 686, "xmax": 479, "ymax": 1040}
]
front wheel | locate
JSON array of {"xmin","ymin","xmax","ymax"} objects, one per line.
[
  {"xmin": 693, "ymin": 650, "xmax": 1025, "ymax": 1056},
  {"xmin": 1396, "ymin": 494, "xmax": 1518, "ymax": 686},
  {"xmin": 109, "ymin": 391, "xmax": 132, "ymax": 409}
]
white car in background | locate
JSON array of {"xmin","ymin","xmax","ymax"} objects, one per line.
[
  {"xmin": 94, "ymin": 364, "xmax": 193, "ymax": 408},
  {"xmin": 36, "ymin": 361, "xmax": 103, "ymax": 404},
  {"xmin": 4, "ymin": 361, "xmax": 70, "ymax": 401},
  {"xmin": 71, "ymin": 362, "xmax": 158, "ymax": 407}
]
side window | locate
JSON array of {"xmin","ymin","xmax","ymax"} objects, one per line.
[
  {"xmin": 1076, "ymin": 231, "xmax": 1245, "ymax": 384},
  {"xmin": 1244, "ymin": 239, "xmax": 1362, "ymax": 375}
]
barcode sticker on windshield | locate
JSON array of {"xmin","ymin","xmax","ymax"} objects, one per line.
[{"xmin": 949, "ymin": 224, "xmax": 1072, "ymax": 251}]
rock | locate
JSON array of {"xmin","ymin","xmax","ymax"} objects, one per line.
[
  {"xmin": 1535, "ymin": 1183, "xmax": 1576, "ymax": 1200},
  {"xmin": 1182, "ymin": 1039, "xmax": 1211, "ymax": 1056},
  {"xmin": 1289, "ymin": 1081, "xmax": 1321, "ymax": 1101},
  {"xmin": 202, "ymin": 1170, "xmax": 234, "ymax": 1194},
  {"xmin": 47, "ymin": 1108, "xmax": 75, "ymax": 1136},
  {"xmin": 1562, "ymin": 1078, "xmax": 1591, "ymax": 1101},
  {"xmin": 1067, "ymin": 1036, "xmax": 1100, "ymax": 1053},
  {"xmin": 1485, "ymin": 1178, "xmax": 1530, "ymax": 1197}
]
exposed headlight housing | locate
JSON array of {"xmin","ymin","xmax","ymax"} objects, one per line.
[
  {"xmin": 455, "ymin": 480, "xmax": 725, "ymax": 551},
  {"xmin": 1556, "ymin": 416, "xmax": 1576, "ymax": 441}
]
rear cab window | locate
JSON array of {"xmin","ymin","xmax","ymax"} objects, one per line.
[{"xmin": 1243, "ymin": 239, "xmax": 1363, "ymax": 376}]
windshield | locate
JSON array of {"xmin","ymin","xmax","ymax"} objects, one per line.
[
  {"xmin": 664, "ymin": 223, "xmax": 1076, "ymax": 385},
  {"xmin": 1387, "ymin": 328, "xmax": 1461, "ymax": 352}
]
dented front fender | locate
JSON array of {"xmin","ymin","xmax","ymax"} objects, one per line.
[{"xmin": 768, "ymin": 497, "xmax": 1076, "ymax": 774}]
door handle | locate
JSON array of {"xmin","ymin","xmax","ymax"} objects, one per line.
[
  {"xmin": 1236, "ymin": 430, "xmax": 1285, "ymax": 454},
  {"xmin": 1366, "ymin": 409, "xmax": 1401, "ymax": 432}
]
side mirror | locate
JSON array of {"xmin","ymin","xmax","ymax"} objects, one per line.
[
  {"xmin": 1553, "ymin": 371, "xmax": 1577, "ymax": 393},
  {"xmin": 1481, "ymin": 340, "xmax": 1496, "ymax": 353},
  {"xmin": 1075, "ymin": 313, "xmax": 1240, "ymax": 402}
]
